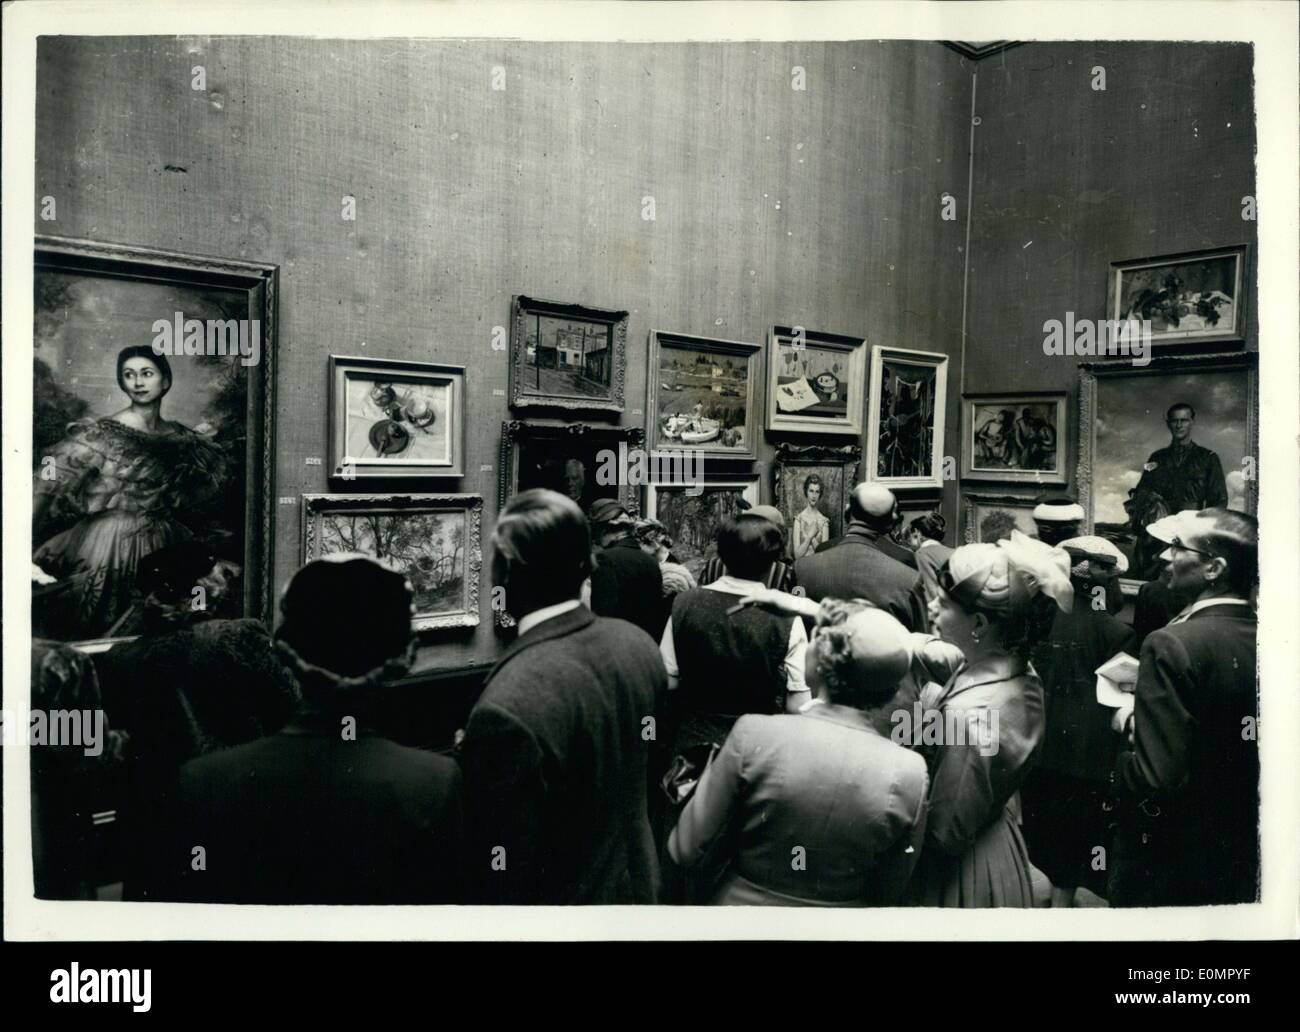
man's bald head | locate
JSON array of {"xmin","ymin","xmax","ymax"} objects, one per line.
[{"xmin": 848, "ymin": 483, "xmax": 899, "ymax": 532}]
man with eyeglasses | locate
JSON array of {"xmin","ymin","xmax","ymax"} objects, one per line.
[{"xmin": 1108, "ymin": 508, "xmax": 1258, "ymax": 907}]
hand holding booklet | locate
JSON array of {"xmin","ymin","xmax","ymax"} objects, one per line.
[{"xmin": 1095, "ymin": 651, "xmax": 1139, "ymax": 707}]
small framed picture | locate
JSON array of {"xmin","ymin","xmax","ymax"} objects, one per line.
[
  {"xmin": 962, "ymin": 493, "xmax": 1038, "ymax": 544},
  {"xmin": 765, "ymin": 326, "xmax": 867, "ymax": 435},
  {"xmin": 499, "ymin": 419, "xmax": 643, "ymax": 516},
  {"xmin": 771, "ymin": 443, "xmax": 861, "ymax": 561},
  {"xmin": 329, "ymin": 355, "xmax": 465, "ymax": 480},
  {"xmin": 647, "ymin": 330, "xmax": 761, "ymax": 459},
  {"xmin": 644, "ymin": 475, "xmax": 761, "ymax": 581},
  {"xmin": 508, "ymin": 294, "xmax": 628, "ymax": 414},
  {"xmin": 1108, "ymin": 245, "xmax": 1248, "ymax": 348},
  {"xmin": 866, "ymin": 345, "xmax": 949, "ymax": 489},
  {"xmin": 962, "ymin": 392, "xmax": 1068, "ymax": 484},
  {"xmin": 301, "ymin": 493, "xmax": 482, "ymax": 631}
]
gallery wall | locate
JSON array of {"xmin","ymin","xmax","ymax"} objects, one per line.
[
  {"xmin": 35, "ymin": 37, "xmax": 971, "ymax": 672},
  {"xmin": 962, "ymin": 42, "xmax": 1258, "ymax": 531}
]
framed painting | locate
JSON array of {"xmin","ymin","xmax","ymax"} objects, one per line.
[
  {"xmin": 645, "ymin": 475, "xmax": 761, "ymax": 581},
  {"xmin": 1108, "ymin": 245, "xmax": 1248, "ymax": 348},
  {"xmin": 508, "ymin": 294, "xmax": 628, "ymax": 414},
  {"xmin": 962, "ymin": 493, "xmax": 1039, "ymax": 544},
  {"xmin": 1077, "ymin": 352, "xmax": 1257, "ymax": 586},
  {"xmin": 771, "ymin": 443, "xmax": 861, "ymax": 561},
  {"xmin": 765, "ymin": 326, "xmax": 867, "ymax": 435},
  {"xmin": 301, "ymin": 493, "xmax": 482, "ymax": 631},
  {"xmin": 866, "ymin": 345, "xmax": 948, "ymax": 489},
  {"xmin": 891, "ymin": 496, "xmax": 947, "ymax": 549},
  {"xmin": 647, "ymin": 330, "xmax": 761, "ymax": 459},
  {"xmin": 499, "ymin": 420, "xmax": 643, "ymax": 516},
  {"xmin": 962, "ymin": 392, "xmax": 1068, "ymax": 484},
  {"xmin": 328, "ymin": 355, "xmax": 465, "ymax": 480},
  {"xmin": 31, "ymin": 236, "xmax": 277, "ymax": 649}
]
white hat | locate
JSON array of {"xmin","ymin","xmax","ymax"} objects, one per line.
[{"xmin": 1058, "ymin": 535, "xmax": 1129, "ymax": 574}]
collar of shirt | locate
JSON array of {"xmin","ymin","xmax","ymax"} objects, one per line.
[
  {"xmin": 517, "ymin": 598, "xmax": 583, "ymax": 637},
  {"xmin": 704, "ymin": 574, "xmax": 769, "ymax": 596},
  {"xmin": 918, "ymin": 539, "xmax": 944, "ymax": 550},
  {"xmin": 1169, "ymin": 596, "xmax": 1252, "ymax": 624}
]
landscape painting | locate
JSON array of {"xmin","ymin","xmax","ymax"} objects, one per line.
[
  {"xmin": 508, "ymin": 295, "xmax": 628, "ymax": 414},
  {"xmin": 302, "ymin": 494, "xmax": 482, "ymax": 630},
  {"xmin": 645, "ymin": 478, "xmax": 761, "ymax": 580},
  {"xmin": 648, "ymin": 331, "xmax": 760, "ymax": 459}
]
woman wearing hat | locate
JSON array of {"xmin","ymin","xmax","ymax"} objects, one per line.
[{"xmin": 913, "ymin": 532, "xmax": 1074, "ymax": 907}]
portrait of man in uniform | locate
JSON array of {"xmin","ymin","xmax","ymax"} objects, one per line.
[{"xmin": 1125, "ymin": 402, "xmax": 1228, "ymax": 577}]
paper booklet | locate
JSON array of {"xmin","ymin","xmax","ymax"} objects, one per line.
[{"xmin": 1095, "ymin": 651, "xmax": 1139, "ymax": 708}]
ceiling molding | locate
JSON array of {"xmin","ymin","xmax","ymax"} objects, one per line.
[{"xmin": 943, "ymin": 41, "xmax": 1025, "ymax": 61}]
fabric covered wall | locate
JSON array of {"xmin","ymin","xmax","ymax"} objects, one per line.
[
  {"xmin": 962, "ymin": 42, "xmax": 1257, "ymax": 532},
  {"xmin": 36, "ymin": 37, "xmax": 971, "ymax": 672}
]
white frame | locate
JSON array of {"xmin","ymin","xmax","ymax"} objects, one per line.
[
  {"xmin": 1108, "ymin": 245, "xmax": 1248, "ymax": 346},
  {"xmin": 765, "ymin": 326, "xmax": 867, "ymax": 435},
  {"xmin": 961, "ymin": 392, "xmax": 1068, "ymax": 485},
  {"xmin": 866, "ymin": 345, "xmax": 948, "ymax": 489}
]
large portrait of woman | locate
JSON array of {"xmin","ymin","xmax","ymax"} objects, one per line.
[{"xmin": 31, "ymin": 237, "xmax": 277, "ymax": 646}]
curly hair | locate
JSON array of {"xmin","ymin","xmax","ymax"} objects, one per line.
[{"xmin": 809, "ymin": 599, "xmax": 900, "ymax": 709}]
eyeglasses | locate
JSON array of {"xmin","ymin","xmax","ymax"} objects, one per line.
[{"xmin": 1165, "ymin": 536, "xmax": 1215, "ymax": 559}]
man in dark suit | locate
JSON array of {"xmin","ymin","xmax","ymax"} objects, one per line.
[
  {"xmin": 459, "ymin": 489, "xmax": 663, "ymax": 904},
  {"xmin": 795, "ymin": 484, "xmax": 926, "ymax": 631},
  {"xmin": 587, "ymin": 498, "xmax": 664, "ymax": 640},
  {"xmin": 166, "ymin": 555, "xmax": 464, "ymax": 904},
  {"xmin": 1110, "ymin": 508, "xmax": 1258, "ymax": 906}
]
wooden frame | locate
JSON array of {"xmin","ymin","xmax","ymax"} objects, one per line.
[
  {"xmin": 1108, "ymin": 244, "xmax": 1249, "ymax": 348},
  {"xmin": 32, "ymin": 235, "xmax": 278, "ymax": 649},
  {"xmin": 771, "ymin": 443, "xmax": 861, "ymax": 561},
  {"xmin": 1077, "ymin": 351, "xmax": 1258, "ymax": 590},
  {"xmin": 328, "ymin": 355, "xmax": 465, "ymax": 480},
  {"xmin": 765, "ymin": 326, "xmax": 867, "ymax": 436},
  {"xmin": 961, "ymin": 391, "xmax": 1068, "ymax": 485},
  {"xmin": 647, "ymin": 329, "xmax": 762, "ymax": 459},
  {"xmin": 498, "ymin": 419, "xmax": 644, "ymax": 515},
  {"xmin": 508, "ymin": 294, "xmax": 628, "ymax": 414},
  {"xmin": 866, "ymin": 345, "xmax": 949, "ymax": 489},
  {"xmin": 962, "ymin": 492, "xmax": 1039, "ymax": 545},
  {"xmin": 301, "ymin": 493, "xmax": 482, "ymax": 631}
]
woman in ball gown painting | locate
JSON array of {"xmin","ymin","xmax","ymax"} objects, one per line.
[
  {"xmin": 791, "ymin": 473, "xmax": 831, "ymax": 560},
  {"xmin": 32, "ymin": 345, "xmax": 229, "ymax": 640}
]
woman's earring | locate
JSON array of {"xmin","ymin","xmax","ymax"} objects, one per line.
[{"xmin": 971, "ymin": 632, "xmax": 980, "ymax": 644}]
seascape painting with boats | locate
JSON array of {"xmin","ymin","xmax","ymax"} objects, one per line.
[{"xmin": 655, "ymin": 346, "xmax": 748, "ymax": 450}]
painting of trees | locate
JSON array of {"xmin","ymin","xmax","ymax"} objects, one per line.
[{"xmin": 320, "ymin": 510, "xmax": 466, "ymax": 613}]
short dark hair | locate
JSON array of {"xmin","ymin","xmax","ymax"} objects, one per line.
[
  {"xmin": 116, "ymin": 345, "xmax": 173, "ymax": 394},
  {"xmin": 802, "ymin": 473, "xmax": 823, "ymax": 497},
  {"xmin": 716, "ymin": 514, "xmax": 782, "ymax": 581},
  {"xmin": 492, "ymin": 489, "xmax": 594, "ymax": 613},
  {"xmin": 909, "ymin": 511, "xmax": 946, "ymax": 543},
  {"xmin": 811, "ymin": 599, "xmax": 898, "ymax": 709},
  {"xmin": 1166, "ymin": 402, "xmax": 1196, "ymax": 421},
  {"xmin": 1197, "ymin": 507, "xmax": 1257, "ymax": 597}
]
